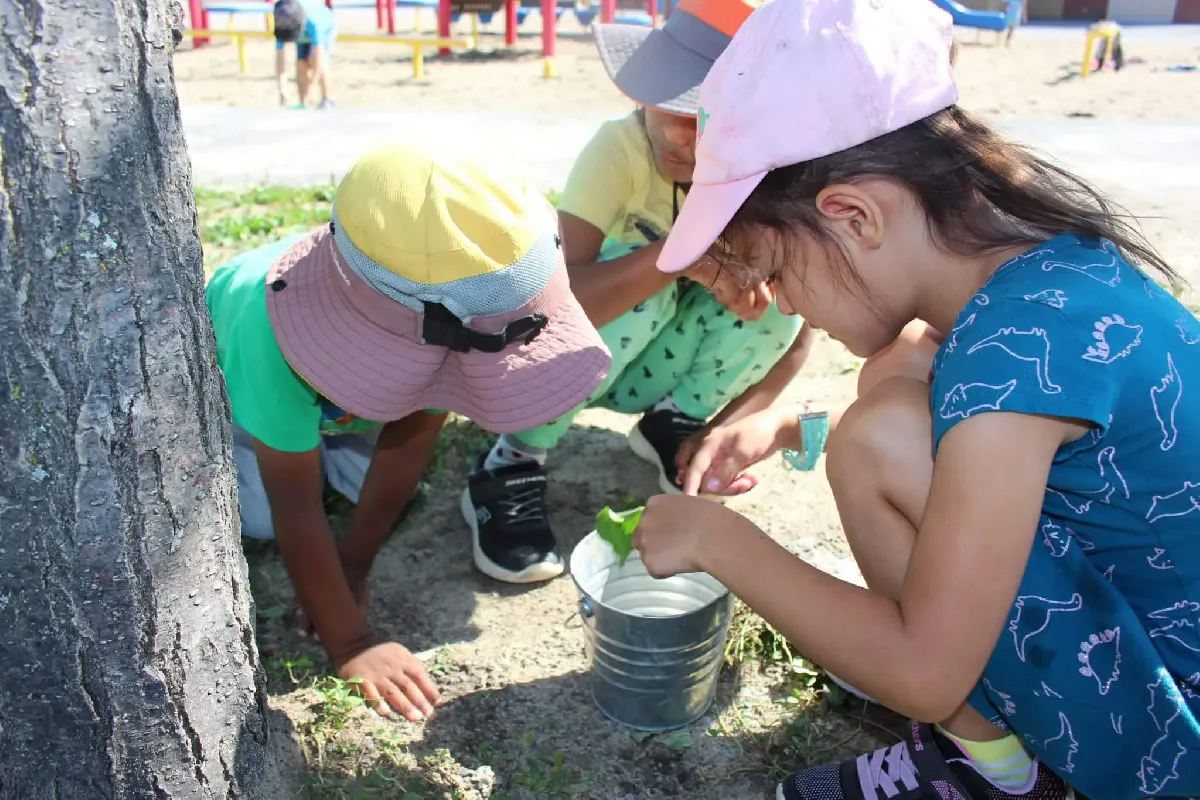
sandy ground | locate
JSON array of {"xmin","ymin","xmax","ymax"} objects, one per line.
[
  {"xmin": 180, "ymin": 16, "xmax": 1200, "ymax": 799},
  {"xmin": 173, "ymin": 14, "xmax": 1200, "ymax": 118}
]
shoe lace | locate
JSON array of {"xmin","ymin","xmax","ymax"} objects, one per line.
[
  {"xmin": 500, "ymin": 484, "xmax": 546, "ymax": 527},
  {"xmin": 856, "ymin": 742, "xmax": 920, "ymax": 798}
]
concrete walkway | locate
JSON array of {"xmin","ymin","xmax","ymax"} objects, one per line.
[
  {"xmin": 181, "ymin": 107, "xmax": 1200, "ymax": 280},
  {"xmin": 182, "ymin": 107, "xmax": 613, "ymax": 193},
  {"xmin": 182, "ymin": 107, "xmax": 1198, "ymax": 197}
]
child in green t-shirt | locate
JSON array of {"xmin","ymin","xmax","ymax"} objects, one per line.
[{"xmin": 204, "ymin": 143, "xmax": 609, "ymax": 720}]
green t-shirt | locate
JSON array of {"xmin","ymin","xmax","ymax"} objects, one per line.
[{"xmin": 205, "ymin": 233, "xmax": 383, "ymax": 453}]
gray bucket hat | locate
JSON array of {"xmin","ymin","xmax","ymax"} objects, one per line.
[{"xmin": 592, "ymin": 0, "xmax": 757, "ymax": 115}]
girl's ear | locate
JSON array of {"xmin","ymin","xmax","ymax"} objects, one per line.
[{"xmin": 815, "ymin": 183, "xmax": 885, "ymax": 250}]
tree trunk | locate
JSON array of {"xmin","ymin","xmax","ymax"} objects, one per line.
[{"xmin": 0, "ymin": 1, "xmax": 291, "ymax": 797}]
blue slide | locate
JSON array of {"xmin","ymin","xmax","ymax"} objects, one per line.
[{"xmin": 929, "ymin": 0, "xmax": 1006, "ymax": 31}]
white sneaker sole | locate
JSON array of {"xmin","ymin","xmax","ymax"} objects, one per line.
[
  {"xmin": 627, "ymin": 424, "xmax": 727, "ymax": 503},
  {"xmin": 825, "ymin": 671, "xmax": 880, "ymax": 705},
  {"xmin": 459, "ymin": 487, "xmax": 564, "ymax": 584}
]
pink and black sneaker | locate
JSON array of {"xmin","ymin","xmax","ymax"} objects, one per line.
[{"xmin": 777, "ymin": 722, "xmax": 1073, "ymax": 800}]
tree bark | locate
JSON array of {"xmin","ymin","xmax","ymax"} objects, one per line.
[{"xmin": 0, "ymin": 1, "xmax": 290, "ymax": 797}]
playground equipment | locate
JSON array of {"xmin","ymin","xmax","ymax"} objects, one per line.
[
  {"xmin": 432, "ymin": 0, "xmax": 654, "ymax": 75},
  {"xmin": 188, "ymin": 0, "xmax": 660, "ymax": 80},
  {"xmin": 436, "ymin": 0, "xmax": 560, "ymax": 75},
  {"xmin": 1081, "ymin": 20, "xmax": 1121, "ymax": 78},
  {"xmin": 181, "ymin": 27, "xmax": 474, "ymax": 77},
  {"xmin": 928, "ymin": 0, "xmax": 1005, "ymax": 31}
]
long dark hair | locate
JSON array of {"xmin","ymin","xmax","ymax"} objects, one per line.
[{"xmin": 718, "ymin": 106, "xmax": 1182, "ymax": 292}]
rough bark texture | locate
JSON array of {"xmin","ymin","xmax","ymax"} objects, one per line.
[{"xmin": 0, "ymin": 1, "xmax": 291, "ymax": 797}]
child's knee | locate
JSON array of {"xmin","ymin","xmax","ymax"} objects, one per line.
[{"xmin": 827, "ymin": 377, "xmax": 931, "ymax": 490}]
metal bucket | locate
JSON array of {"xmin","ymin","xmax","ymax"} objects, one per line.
[{"xmin": 569, "ymin": 530, "xmax": 734, "ymax": 731}]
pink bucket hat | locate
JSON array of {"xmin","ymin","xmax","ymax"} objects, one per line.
[
  {"xmin": 657, "ymin": 0, "xmax": 960, "ymax": 273},
  {"xmin": 265, "ymin": 143, "xmax": 611, "ymax": 433}
]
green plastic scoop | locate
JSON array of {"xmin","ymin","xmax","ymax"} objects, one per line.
[{"xmin": 595, "ymin": 506, "xmax": 644, "ymax": 565}]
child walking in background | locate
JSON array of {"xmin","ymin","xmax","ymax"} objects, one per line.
[
  {"xmin": 1005, "ymin": 0, "xmax": 1026, "ymax": 47},
  {"xmin": 273, "ymin": 0, "xmax": 336, "ymax": 108},
  {"xmin": 462, "ymin": 0, "xmax": 812, "ymax": 585},
  {"xmin": 205, "ymin": 143, "xmax": 608, "ymax": 722},
  {"xmin": 636, "ymin": 0, "xmax": 1200, "ymax": 798}
]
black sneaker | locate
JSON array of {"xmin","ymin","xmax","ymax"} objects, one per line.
[
  {"xmin": 461, "ymin": 458, "xmax": 563, "ymax": 584},
  {"xmin": 627, "ymin": 408, "xmax": 707, "ymax": 494}
]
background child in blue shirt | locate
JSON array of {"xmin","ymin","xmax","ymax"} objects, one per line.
[
  {"xmin": 273, "ymin": 0, "xmax": 336, "ymax": 108},
  {"xmin": 1005, "ymin": 0, "xmax": 1026, "ymax": 47}
]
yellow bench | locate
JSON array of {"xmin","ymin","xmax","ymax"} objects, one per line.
[
  {"xmin": 182, "ymin": 29, "xmax": 475, "ymax": 79},
  {"xmin": 1080, "ymin": 20, "xmax": 1120, "ymax": 79}
]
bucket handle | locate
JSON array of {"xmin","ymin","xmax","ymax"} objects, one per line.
[{"xmin": 564, "ymin": 597, "xmax": 595, "ymax": 629}]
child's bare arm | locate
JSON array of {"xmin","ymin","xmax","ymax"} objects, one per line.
[
  {"xmin": 337, "ymin": 411, "xmax": 448, "ymax": 583},
  {"xmin": 254, "ymin": 437, "xmax": 442, "ymax": 719},
  {"xmin": 253, "ymin": 440, "xmax": 374, "ymax": 662}
]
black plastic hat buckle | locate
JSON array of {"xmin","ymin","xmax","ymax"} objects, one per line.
[{"xmin": 422, "ymin": 302, "xmax": 548, "ymax": 354}]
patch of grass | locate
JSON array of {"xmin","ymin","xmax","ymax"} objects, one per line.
[
  {"xmin": 196, "ymin": 185, "xmax": 563, "ymax": 278},
  {"xmin": 196, "ymin": 186, "xmax": 336, "ymax": 273},
  {"xmin": 267, "ymin": 654, "xmax": 470, "ymax": 799},
  {"xmin": 427, "ymin": 413, "xmax": 494, "ymax": 479},
  {"xmin": 724, "ymin": 600, "xmax": 795, "ymax": 669},
  {"xmin": 475, "ymin": 733, "xmax": 586, "ymax": 799},
  {"xmin": 720, "ymin": 601, "xmax": 887, "ymax": 776}
]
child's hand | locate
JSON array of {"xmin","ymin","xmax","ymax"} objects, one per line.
[
  {"xmin": 632, "ymin": 494, "xmax": 742, "ymax": 579},
  {"xmin": 676, "ymin": 408, "xmax": 790, "ymax": 496},
  {"xmin": 337, "ymin": 642, "xmax": 442, "ymax": 722},
  {"xmin": 675, "ymin": 426, "xmax": 760, "ymax": 496},
  {"xmin": 684, "ymin": 256, "xmax": 774, "ymax": 321}
]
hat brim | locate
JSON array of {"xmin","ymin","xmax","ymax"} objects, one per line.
[
  {"xmin": 593, "ymin": 23, "xmax": 715, "ymax": 116},
  {"xmin": 266, "ymin": 230, "xmax": 611, "ymax": 433},
  {"xmin": 657, "ymin": 172, "xmax": 764, "ymax": 273}
]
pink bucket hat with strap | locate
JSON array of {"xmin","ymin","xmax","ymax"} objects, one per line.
[
  {"xmin": 657, "ymin": 0, "xmax": 959, "ymax": 274},
  {"xmin": 265, "ymin": 142, "xmax": 611, "ymax": 433}
]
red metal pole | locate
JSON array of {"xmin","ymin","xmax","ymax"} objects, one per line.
[
  {"xmin": 541, "ymin": 0, "xmax": 556, "ymax": 55},
  {"xmin": 438, "ymin": 0, "xmax": 454, "ymax": 55},
  {"xmin": 505, "ymin": 0, "xmax": 517, "ymax": 46},
  {"xmin": 600, "ymin": 0, "xmax": 615, "ymax": 24},
  {"xmin": 190, "ymin": 0, "xmax": 210, "ymax": 46}
]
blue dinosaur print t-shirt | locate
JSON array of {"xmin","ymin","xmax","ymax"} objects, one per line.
[{"xmin": 930, "ymin": 234, "xmax": 1200, "ymax": 693}]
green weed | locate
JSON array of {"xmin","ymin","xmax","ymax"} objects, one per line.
[{"xmin": 196, "ymin": 185, "xmax": 335, "ymax": 272}]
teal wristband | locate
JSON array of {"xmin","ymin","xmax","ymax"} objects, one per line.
[{"xmin": 782, "ymin": 411, "xmax": 830, "ymax": 472}]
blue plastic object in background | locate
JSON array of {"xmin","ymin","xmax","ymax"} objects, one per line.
[
  {"xmin": 613, "ymin": 9, "xmax": 652, "ymax": 25},
  {"xmin": 928, "ymin": 0, "xmax": 1005, "ymax": 32}
]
